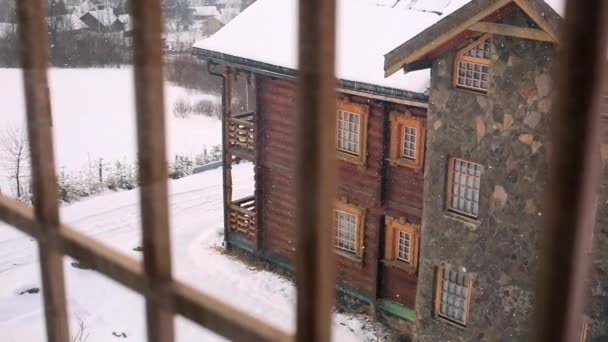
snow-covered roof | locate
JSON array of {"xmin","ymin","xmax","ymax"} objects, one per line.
[
  {"xmin": 118, "ymin": 14, "xmax": 132, "ymax": 31},
  {"xmin": 194, "ymin": 0, "xmax": 474, "ymax": 95},
  {"xmin": 544, "ymin": 0, "xmax": 565, "ymax": 17},
  {"xmin": 192, "ymin": 6, "xmax": 220, "ymax": 17},
  {"xmin": 53, "ymin": 13, "xmax": 88, "ymax": 31},
  {"xmin": 86, "ymin": 8, "xmax": 118, "ymax": 27}
]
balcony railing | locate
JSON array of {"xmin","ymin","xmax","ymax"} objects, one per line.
[
  {"xmin": 228, "ymin": 111, "xmax": 255, "ymax": 158},
  {"xmin": 229, "ymin": 195, "xmax": 256, "ymax": 238}
]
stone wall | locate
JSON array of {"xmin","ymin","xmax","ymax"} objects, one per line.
[{"xmin": 414, "ymin": 19, "xmax": 558, "ymax": 341}]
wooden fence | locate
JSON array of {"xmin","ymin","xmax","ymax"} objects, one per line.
[{"xmin": 0, "ymin": 0, "xmax": 604, "ymax": 341}]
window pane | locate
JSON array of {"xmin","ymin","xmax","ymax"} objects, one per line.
[
  {"xmin": 337, "ymin": 110, "xmax": 362, "ymax": 156},
  {"xmin": 335, "ymin": 210, "xmax": 358, "ymax": 254},
  {"xmin": 438, "ymin": 269, "xmax": 471, "ymax": 325},
  {"xmin": 449, "ymin": 158, "xmax": 483, "ymax": 218},
  {"xmin": 402, "ymin": 126, "xmax": 417, "ymax": 160},
  {"xmin": 397, "ymin": 231, "xmax": 412, "ymax": 263}
]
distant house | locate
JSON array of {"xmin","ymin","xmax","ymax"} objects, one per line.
[
  {"xmin": 49, "ymin": 13, "xmax": 89, "ymax": 32},
  {"xmin": 199, "ymin": 16, "xmax": 224, "ymax": 36},
  {"xmin": 191, "ymin": 6, "xmax": 220, "ymax": 20},
  {"xmin": 79, "ymin": 8, "xmax": 119, "ymax": 32}
]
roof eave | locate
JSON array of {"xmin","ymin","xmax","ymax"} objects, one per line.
[
  {"xmin": 384, "ymin": 0, "xmax": 563, "ymax": 78},
  {"xmin": 193, "ymin": 47, "xmax": 429, "ymax": 103}
]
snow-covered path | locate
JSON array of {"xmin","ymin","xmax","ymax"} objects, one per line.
[{"xmin": 0, "ymin": 163, "xmax": 386, "ymax": 341}]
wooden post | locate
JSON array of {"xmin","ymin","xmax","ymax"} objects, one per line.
[
  {"xmin": 294, "ymin": 0, "xmax": 337, "ymax": 341},
  {"xmin": 533, "ymin": 1, "xmax": 608, "ymax": 341},
  {"xmin": 130, "ymin": 0, "xmax": 175, "ymax": 341},
  {"xmin": 16, "ymin": 1, "xmax": 70, "ymax": 341}
]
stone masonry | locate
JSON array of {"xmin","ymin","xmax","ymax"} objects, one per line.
[{"xmin": 415, "ymin": 8, "xmax": 608, "ymax": 341}]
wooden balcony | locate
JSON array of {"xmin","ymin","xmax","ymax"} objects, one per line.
[
  {"xmin": 228, "ymin": 112, "xmax": 255, "ymax": 160},
  {"xmin": 229, "ymin": 195, "xmax": 256, "ymax": 238}
]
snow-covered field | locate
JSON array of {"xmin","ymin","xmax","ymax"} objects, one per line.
[
  {"xmin": 0, "ymin": 163, "xmax": 387, "ymax": 341},
  {"xmin": 1, "ymin": 68, "xmax": 221, "ymax": 195},
  {"xmin": 0, "ymin": 67, "xmax": 386, "ymax": 341}
]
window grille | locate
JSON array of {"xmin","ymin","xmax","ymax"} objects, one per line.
[
  {"xmin": 388, "ymin": 111, "xmax": 425, "ymax": 169},
  {"xmin": 402, "ymin": 126, "xmax": 417, "ymax": 160},
  {"xmin": 335, "ymin": 210, "xmax": 358, "ymax": 254},
  {"xmin": 397, "ymin": 230, "xmax": 412, "ymax": 262},
  {"xmin": 455, "ymin": 34, "xmax": 492, "ymax": 92},
  {"xmin": 435, "ymin": 268, "xmax": 472, "ymax": 326},
  {"xmin": 337, "ymin": 110, "xmax": 361, "ymax": 156},
  {"xmin": 447, "ymin": 158, "xmax": 482, "ymax": 218}
]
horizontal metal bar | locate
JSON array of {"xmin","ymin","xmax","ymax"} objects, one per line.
[
  {"xmin": 233, "ymin": 111, "xmax": 256, "ymax": 119},
  {"xmin": 229, "ymin": 118, "xmax": 255, "ymax": 128},
  {"xmin": 0, "ymin": 194, "xmax": 291, "ymax": 342},
  {"xmin": 230, "ymin": 204, "xmax": 256, "ymax": 216},
  {"xmin": 232, "ymin": 195, "xmax": 256, "ymax": 204}
]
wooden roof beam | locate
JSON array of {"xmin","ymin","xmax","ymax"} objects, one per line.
[
  {"xmin": 383, "ymin": 0, "xmax": 513, "ymax": 77},
  {"xmin": 469, "ymin": 22, "xmax": 557, "ymax": 42}
]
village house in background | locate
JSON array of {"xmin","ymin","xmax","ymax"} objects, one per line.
[{"xmin": 194, "ymin": 0, "xmax": 608, "ymax": 340}]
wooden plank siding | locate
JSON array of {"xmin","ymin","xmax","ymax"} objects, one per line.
[{"xmin": 256, "ymin": 75, "xmax": 426, "ymax": 308}]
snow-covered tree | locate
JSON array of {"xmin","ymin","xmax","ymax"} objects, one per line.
[
  {"xmin": 0, "ymin": 126, "xmax": 29, "ymax": 199},
  {"xmin": 220, "ymin": 0, "xmax": 242, "ymax": 23}
]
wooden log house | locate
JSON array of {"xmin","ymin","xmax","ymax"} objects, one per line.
[
  {"xmin": 194, "ymin": 0, "xmax": 608, "ymax": 339},
  {"xmin": 194, "ymin": 0, "xmax": 446, "ymax": 330}
]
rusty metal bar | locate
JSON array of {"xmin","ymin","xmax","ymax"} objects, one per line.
[
  {"xmin": 223, "ymin": 67, "xmax": 234, "ymax": 244},
  {"xmin": 0, "ymin": 194, "xmax": 292, "ymax": 341},
  {"xmin": 16, "ymin": 1, "xmax": 70, "ymax": 341},
  {"xmin": 533, "ymin": 1, "xmax": 608, "ymax": 341},
  {"xmin": 294, "ymin": 0, "xmax": 337, "ymax": 341},
  {"xmin": 130, "ymin": 0, "xmax": 175, "ymax": 341}
]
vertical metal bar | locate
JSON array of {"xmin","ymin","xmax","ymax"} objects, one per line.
[
  {"xmin": 253, "ymin": 74, "xmax": 264, "ymax": 252},
  {"xmin": 130, "ymin": 1, "xmax": 174, "ymax": 341},
  {"xmin": 533, "ymin": 1, "xmax": 608, "ymax": 341},
  {"xmin": 224, "ymin": 67, "xmax": 233, "ymax": 243},
  {"xmin": 294, "ymin": 0, "xmax": 337, "ymax": 341},
  {"xmin": 16, "ymin": 1, "xmax": 70, "ymax": 341}
]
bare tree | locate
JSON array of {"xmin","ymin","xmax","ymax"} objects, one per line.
[
  {"xmin": 0, "ymin": 126, "xmax": 29, "ymax": 199},
  {"xmin": 72, "ymin": 315, "xmax": 90, "ymax": 342}
]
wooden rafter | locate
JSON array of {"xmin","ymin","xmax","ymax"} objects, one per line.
[
  {"xmin": 384, "ymin": 0, "xmax": 512, "ymax": 77},
  {"xmin": 469, "ymin": 22, "xmax": 556, "ymax": 42},
  {"xmin": 513, "ymin": 0, "xmax": 560, "ymax": 42}
]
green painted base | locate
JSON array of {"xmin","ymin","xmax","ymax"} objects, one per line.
[{"xmin": 377, "ymin": 299, "xmax": 416, "ymax": 322}]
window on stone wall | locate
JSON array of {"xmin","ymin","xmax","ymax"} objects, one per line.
[
  {"xmin": 434, "ymin": 268, "xmax": 472, "ymax": 326},
  {"xmin": 336, "ymin": 99, "xmax": 369, "ymax": 165},
  {"xmin": 388, "ymin": 111, "xmax": 425, "ymax": 170},
  {"xmin": 384, "ymin": 216, "xmax": 419, "ymax": 273},
  {"xmin": 454, "ymin": 34, "xmax": 492, "ymax": 93},
  {"xmin": 334, "ymin": 199, "xmax": 365, "ymax": 258},
  {"xmin": 447, "ymin": 157, "xmax": 483, "ymax": 219}
]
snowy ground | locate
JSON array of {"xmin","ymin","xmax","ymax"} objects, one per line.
[
  {"xmin": 1, "ymin": 67, "xmax": 221, "ymax": 195},
  {"xmin": 0, "ymin": 163, "xmax": 387, "ymax": 341}
]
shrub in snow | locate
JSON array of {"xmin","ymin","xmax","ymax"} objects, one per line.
[
  {"xmin": 169, "ymin": 155, "xmax": 194, "ymax": 179},
  {"xmin": 173, "ymin": 97, "xmax": 192, "ymax": 118},
  {"xmin": 193, "ymin": 99, "xmax": 221, "ymax": 119},
  {"xmin": 105, "ymin": 160, "xmax": 137, "ymax": 191}
]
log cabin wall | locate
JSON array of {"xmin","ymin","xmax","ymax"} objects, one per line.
[
  {"xmin": 380, "ymin": 105, "xmax": 426, "ymax": 310},
  {"xmin": 256, "ymin": 74, "xmax": 427, "ymax": 313}
]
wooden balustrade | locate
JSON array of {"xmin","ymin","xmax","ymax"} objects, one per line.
[
  {"xmin": 229, "ymin": 196, "xmax": 256, "ymax": 237},
  {"xmin": 228, "ymin": 112, "xmax": 255, "ymax": 157}
]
